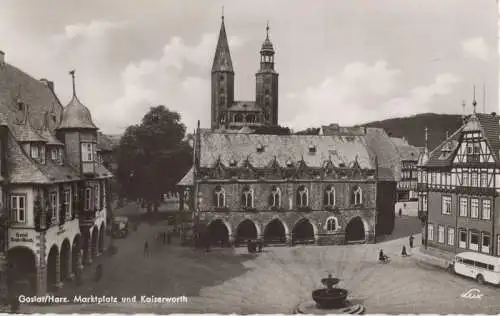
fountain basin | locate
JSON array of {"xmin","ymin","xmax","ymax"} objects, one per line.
[{"xmin": 312, "ymin": 288, "xmax": 348, "ymax": 309}]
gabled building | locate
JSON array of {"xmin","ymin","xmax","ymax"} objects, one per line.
[
  {"xmin": 418, "ymin": 103, "xmax": 500, "ymax": 256},
  {"xmin": 390, "ymin": 137, "xmax": 421, "ymax": 202},
  {"xmin": 0, "ymin": 50, "xmax": 113, "ymax": 297},
  {"xmin": 191, "ymin": 129, "xmax": 378, "ymax": 246}
]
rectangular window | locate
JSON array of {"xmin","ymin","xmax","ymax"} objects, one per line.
[
  {"xmin": 471, "ymin": 172, "xmax": 478, "ymax": 187},
  {"xmin": 459, "ymin": 229, "xmax": 467, "ymax": 248},
  {"xmin": 441, "ymin": 196, "xmax": 452, "ymax": 215},
  {"xmin": 428, "ymin": 224, "xmax": 434, "ymax": 241},
  {"xmin": 81, "ymin": 143, "xmax": 95, "ymax": 162},
  {"xmin": 438, "ymin": 226, "xmax": 445, "ymax": 243},
  {"xmin": 423, "ymin": 171, "xmax": 427, "ymax": 184},
  {"xmin": 51, "ymin": 149, "xmax": 57, "ymax": 161},
  {"xmin": 459, "ymin": 197, "xmax": 468, "ymax": 217},
  {"xmin": 94, "ymin": 184, "xmax": 100, "ymax": 210},
  {"xmin": 446, "ymin": 173, "xmax": 451, "ymax": 187},
  {"xmin": 431, "ymin": 173, "xmax": 437, "ymax": 185},
  {"xmin": 469, "ymin": 231, "xmax": 479, "ymax": 251},
  {"xmin": 49, "ymin": 191, "xmax": 58, "ymax": 223},
  {"xmin": 447, "ymin": 227, "xmax": 455, "ymax": 246},
  {"xmin": 64, "ymin": 188, "xmax": 71, "ymax": 218},
  {"xmin": 482, "ymin": 199, "xmax": 491, "ymax": 220},
  {"xmin": 470, "ymin": 198, "xmax": 479, "ymax": 218},
  {"xmin": 40, "ymin": 146, "xmax": 45, "ymax": 164},
  {"xmin": 481, "ymin": 233, "xmax": 490, "ymax": 254},
  {"xmin": 480, "ymin": 172, "xmax": 488, "ymax": 187},
  {"xmin": 30, "ymin": 146, "xmax": 39, "ymax": 159},
  {"xmin": 462, "ymin": 172, "xmax": 469, "ymax": 186},
  {"xmin": 10, "ymin": 195, "xmax": 26, "ymax": 223},
  {"xmin": 423, "ymin": 194, "xmax": 428, "ymax": 212},
  {"xmin": 84, "ymin": 188, "xmax": 92, "ymax": 210}
]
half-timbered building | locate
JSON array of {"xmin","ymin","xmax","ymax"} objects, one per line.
[
  {"xmin": 0, "ymin": 50, "xmax": 113, "ymax": 297},
  {"xmin": 418, "ymin": 108, "xmax": 500, "ymax": 256}
]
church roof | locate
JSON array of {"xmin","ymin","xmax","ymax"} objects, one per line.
[
  {"xmin": 211, "ymin": 17, "xmax": 234, "ymax": 73},
  {"xmin": 40, "ymin": 112, "xmax": 64, "ymax": 145},
  {"xmin": 230, "ymin": 101, "xmax": 262, "ymax": 112},
  {"xmin": 198, "ymin": 130, "xmax": 375, "ymax": 170}
]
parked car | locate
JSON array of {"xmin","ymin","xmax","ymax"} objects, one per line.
[{"xmin": 112, "ymin": 216, "xmax": 129, "ymax": 238}]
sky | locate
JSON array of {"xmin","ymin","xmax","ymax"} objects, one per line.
[{"xmin": 0, "ymin": 0, "xmax": 497, "ymax": 134}]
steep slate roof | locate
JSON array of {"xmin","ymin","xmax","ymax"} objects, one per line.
[
  {"xmin": 211, "ymin": 17, "xmax": 234, "ymax": 72},
  {"xmin": 10, "ymin": 120, "xmax": 47, "ymax": 143},
  {"xmin": 40, "ymin": 112, "xmax": 64, "ymax": 146},
  {"xmin": 58, "ymin": 94, "xmax": 97, "ymax": 129},
  {"xmin": 95, "ymin": 164, "xmax": 114, "ymax": 179},
  {"xmin": 6, "ymin": 130, "xmax": 51, "ymax": 184},
  {"xmin": 0, "ymin": 62, "xmax": 63, "ymax": 130},
  {"xmin": 363, "ymin": 128, "xmax": 400, "ymax": 181},
  {"xmin": 177, "ymin": 166, "xmax": 194, "ymax": 186},
  {"xmin": 198, "ymin": 130, "xmax": 375, "ymax": 170},
  {"xmin": 425, "ymin": 112, "xmax": 500, "ymax": 168},
  {"xmin": 37, "ymin": 161, "xmax": 81, "ymax": 183},
  {"xmin": 396, "ymin": 144, "xmax": 420, "ymax": 161}
]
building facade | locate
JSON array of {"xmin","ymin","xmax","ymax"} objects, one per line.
[
  {"xmin": 192, "ymin": 130, "xmax": 378, "ymax": 245},
  {"xmin": 418, "ymin": 108, "xmax": 500, "ymax": 257},
  {"xmin": 211, "ymin": 16, "xmax": 279, "ymax": 130},
  {"xmin": 391, "ymin": 137, "xmax": 421, "ymax": 202},
  {"xmin": 0, "ymin": 51, "xmax": 113, "ymax": 297}
]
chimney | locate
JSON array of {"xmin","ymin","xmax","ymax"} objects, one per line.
[
  {"xmin": 40, "ymin": 78, "xmax": 54, "ymax": 91},
  {"xmin": 0, "ymin": 50, "xmax": 4, "ymax": 64}
]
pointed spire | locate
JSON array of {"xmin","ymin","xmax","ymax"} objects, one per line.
[
  {"xmin": 212, "ymin": 12, "xmax": 234, "ymax": 72},
  {"xmin": 266, "ymin": 20, "xmax": 270, "ymax": 40},
  {"xmin": 69, "ymin": 69, "xmax": 76, "ymax": 97},
  {"xmin": 221, "ymin": 6, "xmax": 224, "ymax": 22},
  {"xmin": 424, "ymin": 126, "xmax": 429, "ymax": 152}
]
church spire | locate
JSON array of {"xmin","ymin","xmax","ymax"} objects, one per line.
[{"xmin": 211, "ymin": 10, "xmax": 234, "ymax": 73}]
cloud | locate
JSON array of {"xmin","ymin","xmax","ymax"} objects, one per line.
[
  {"xmin": 462, "ymin": 37, "xmax": 490, "ymax": 61},
  {"xmin": 98, "ymin": 33, "xmax": 244, "ymax": 133},
  {"xmin": 52, "ymin": 20, "xmax": 129, "ymax": 43},
  {"xmin": 285, "ymin": 64, "xmax": 461, "ymax": 130}
]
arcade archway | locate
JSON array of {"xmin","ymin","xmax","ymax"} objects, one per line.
[
  {"xmin": 7, "ymin": 247, "xmax": 37, "ymax": 296},
  {"xmin": 99, "ymin": 223, "xmax": 105, "ymax": 253},
  {"xmin": 207, "ymin": 219, "xmax": 230, "ymax": 247},
  {"xmin": 345, "ymin": 217, "xmax": 366, "ymax": 243},
  {"xmin": 91, "ymin": 227, "xmax": 98, "ymax": 258},
  {"xmin": 292, "ymin": 218, "xmax": 315, "ymax": 245},
  {"xmin": 264, "ymin": 218, "xmax": 287, "ymax": 244},
  {"xmin": 47, "ymin": 245, "xmax": 59, "ymax": 291},
  {"xmin": 60, "ymin": 239, "xmax": 71, "ymax": 281},
  {"xmin": 235, "ymin": 219, "xmax": 258, "ymax": 246},
  {"xmin": 72, "ymin": 234, "xmax": 81, "ymax": 273}
]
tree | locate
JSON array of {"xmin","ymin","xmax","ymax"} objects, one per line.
[
  {"xmin": 253, "ymin": 125, "xmax": 291, "ymax": 135},
  {"xmin": 295, "ymin": 127, "xmax": 320, "ymax": 135},
  {"xmin": 116, "ymin": 106, "xmax": 193, "ymax": 212}
]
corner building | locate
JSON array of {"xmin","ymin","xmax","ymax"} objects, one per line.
[
  {"xmin": 418, "ymin": 109, "xmax": 500, "ymax": 256},
  {"xmin": 0, "ymin": 50, "xmax": 113, "ymax": 296}
]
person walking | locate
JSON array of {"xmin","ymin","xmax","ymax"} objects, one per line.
[
  {"xmin": 162, "ymin": 232, "xmax": 166, "ymax": 245},
  {"xmin": 94, "ymin": 264, "xmax": 103, "ymax": 282},
  {"xmin": 144, "ymin": 240, "xmax": 149, "ymax": 256},
  {"xmin": 398, "ymin": 208, "xmax": 402, "ymax": 217},
  {"xmin": 258, "ymin": 239, "xmax": 263, "ymax": 253},
  {"xmin": 401, "ymin": 245, "xmax": 408, "ymax": 257},
  {"xmin": 409, "ymin": 235, "xmax": 414, "ymax": 248}
]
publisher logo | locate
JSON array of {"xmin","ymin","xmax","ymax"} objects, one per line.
[{"xmin": 460, "ymin": 289, "xmax": 483, "ymax": 299}]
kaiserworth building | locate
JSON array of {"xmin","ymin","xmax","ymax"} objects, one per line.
[
  {"xmin": 178, "ymin": 16, "xmax": 383, "ymax": 246},
  {"xmin": 418, "ymin": 104, "xmax": 500, "ymax": 256},
  {"xmin": 0, "ymin": 50, "xmax": 113, "ymax": 297}
]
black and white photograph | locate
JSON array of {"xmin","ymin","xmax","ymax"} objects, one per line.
[{"xmin": 0, "ymin": 0, "xmax": 499, "ymax": 314}]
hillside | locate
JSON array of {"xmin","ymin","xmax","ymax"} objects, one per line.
[{"xmin": 360, "ymin": 113, "xmax": 464, "ymax": 150}]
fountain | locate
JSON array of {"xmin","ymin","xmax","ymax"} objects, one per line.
[{"xmin": 294, "ymin": 274, "xmax": 365, "ymax": 314}]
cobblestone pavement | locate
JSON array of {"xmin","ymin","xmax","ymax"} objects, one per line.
[{"xmin": 21, "ymin": 216, "xmax": 500, "ymax": 314}]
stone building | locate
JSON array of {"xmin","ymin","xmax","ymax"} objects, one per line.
[
  {"xmin": 0, "ymin": 50, "xmax": 113, "ymax": 297},
  {"xmin": 192, "ymin": 129, "xmax": 378, "ymax": 245},
  {"xmin": 418, "ymin": 103, "xmax": 500, "ymax": 256},
  {"xmin": 211, "ymin": 15, "xmax": 279, "ymax": 130}
]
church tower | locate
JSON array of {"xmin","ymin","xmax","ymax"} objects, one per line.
[
  {"xmin": 211, "ymin": 13, "xmax": 235, "ymax": 130},
  {"xmin": 255, "ymin": 22, "xmax": 279, "ymax": 126}
]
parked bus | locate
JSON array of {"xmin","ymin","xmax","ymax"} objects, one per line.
[{"xmin": 449, "ymin": 251, "xmax": 500, "ymax": 285}]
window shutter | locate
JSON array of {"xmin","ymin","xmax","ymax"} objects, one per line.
[
  {"xmin": 323, "ymin": 190, "xmax": 328, "ymax": 206},
  {"xmin": 268, "ymin": 193, "xmax": 273, "ymax": 206}
]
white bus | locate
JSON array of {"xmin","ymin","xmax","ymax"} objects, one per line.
[{"xmin": 449, "ymin": 251, "xmax": 500, "ymax": 285}]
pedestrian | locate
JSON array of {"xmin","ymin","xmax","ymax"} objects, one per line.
[
  {"xmin": 409, "ymin": 235, "xmax": 414, "ymax": 248},
  {"xmin": 398, "ymin": 208, "xmax": 402, "ymax": 217},
  {"xmin": 144, "ymin": 240, "xmax": 149, "ymax": 256},
  {"xmin": 167, "ymin": 232, "xmax": 171, "ymax": 245},
  {"xmin": 258, "ymin": 239, "xmax": 263, "ymax": 253},
  {"xmin": 401, "ymin": 245, "xmax": 408, "ymax": 257}
]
